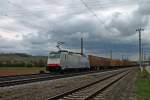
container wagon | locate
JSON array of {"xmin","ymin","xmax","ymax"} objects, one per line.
[
  {"xmin": 88, "ymin": 55, "xmax": 110, "ymax": 70},
  {"xmin": 88, "ymin": 55, "xmax": 136, "ymax": 70}
]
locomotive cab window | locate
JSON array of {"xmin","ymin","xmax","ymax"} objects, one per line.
[{"xmin": 49, "ymin": 52, "xmax": 60, "ymax": 59}]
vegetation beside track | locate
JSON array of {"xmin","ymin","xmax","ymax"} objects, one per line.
[
  {"xmin": 136, "ymin": 69, "xmax": 150, "ymax": 100},
  {"xmin": 0, "ymin": 53, "xmax": 47, "ymax": 67}
]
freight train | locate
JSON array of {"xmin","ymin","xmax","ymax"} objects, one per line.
[
  {"xmin": 46, "ymin": 50, "xmax": 90, "ymax": 72},
  {"xmin": 46, "ymin": 50, "xmax": 136, "ymax": 72}
]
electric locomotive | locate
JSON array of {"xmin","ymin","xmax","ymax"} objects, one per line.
[{"xmin": 47, "ymin": 50, "xmax": 90, "ymax": 72}]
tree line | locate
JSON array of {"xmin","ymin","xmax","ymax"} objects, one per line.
[{"xmin": 0, "ymin": 53, "xmax": 47, "ymax": 67}]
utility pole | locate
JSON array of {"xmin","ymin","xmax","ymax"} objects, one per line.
[
  {"xmin": 126, "ymin": 56, "xmax": 129, "ymax": 61},
  {"xmin": 122, "ymin": 55, "xmax": 124, "ymax": 61},
  {"xmin": 110, "ymin": 50, "xmax": 112, "ymax": 60},
  {"xmin": 149, "ymin": 56, "xmax": 150, "ymax": 66},
  {"xmin": 141, "ymin": 47, "xmax": 143, "ymax": 66},
  {"xmin": 136, "ymin": 27, "xmax": 144, "ymax": 72},
  {"xmin": 144, "ymin": 53, "xmax": 146, "ymax": 66},
  {"xmin": 144, "ymin": 53, "xmax": 146, "ymax": 61},
  {"xmin": 81, "ymin": 37, "xmax": 83, "ymax": 55},
  {"xmin": 142, "ymin": 48, "xmax": 144, "ymax": 65}
]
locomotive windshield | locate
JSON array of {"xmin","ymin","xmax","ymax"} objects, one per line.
[{"xmin": 49, "ymin": 52, "xmax": 60, "ymax": 59}]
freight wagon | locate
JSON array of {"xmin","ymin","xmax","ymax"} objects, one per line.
[
  {"xmin": 88, "ymin": 55, "xmax": 136, "ymax": 70},
  {"xmin": 110, "ymin": 59, "xmax": 123, "ymax": 68},
  {"xmin": 88, "ymin": 55, "xmax": 111, "ymax": 70}
]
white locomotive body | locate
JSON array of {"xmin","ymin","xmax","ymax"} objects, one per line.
[{"xmin": 47, "ymin": 50, "xmax": 90, "ymax": 72}]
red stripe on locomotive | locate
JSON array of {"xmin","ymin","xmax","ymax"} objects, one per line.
[{"xmin": 47, "ymin": 64, "xmax": 60, "ymax": 68}]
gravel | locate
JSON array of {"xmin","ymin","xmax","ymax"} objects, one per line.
[
  {"xmin": 93, "ymin": 69, "xmax": 137, "ymax": 100},
  {"xmin": 0, "ymin": 71, "xmax": 112, "ymax": 100}
]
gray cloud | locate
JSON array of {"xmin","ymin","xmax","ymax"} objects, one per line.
[{"xmin": 0, "ymin": 0, "xmax": 150, "ymax": 60}]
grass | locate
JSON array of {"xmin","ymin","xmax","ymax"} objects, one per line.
[
  {"xmin": 136, "ymin": 69, "xmax": 150, "ymax": 100},
  {"xmin": 0, "ymin": 67, "xmax": 47, "ymax": 76}
]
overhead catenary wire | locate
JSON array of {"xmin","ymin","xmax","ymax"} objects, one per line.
[{"xmin": 80, "ymin": 0, "xmax": 103, "ymax": 24}]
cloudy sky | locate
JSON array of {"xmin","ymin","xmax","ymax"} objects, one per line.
[{"xmin": 0, "ymin": 0, "xmax": 150, "ymax": 60}]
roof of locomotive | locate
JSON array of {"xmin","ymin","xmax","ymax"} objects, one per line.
[{"xmin": 50, "ymin": 50, "xmax": 87, "ymax": 57}]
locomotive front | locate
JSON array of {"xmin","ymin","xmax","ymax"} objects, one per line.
[{"xmin": 47, "ymin": 51, "xmax": 61, "ymax": 72}]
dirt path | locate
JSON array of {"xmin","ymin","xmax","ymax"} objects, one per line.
[{"xmin": 0, "ymin": 67, "xmax": 45, "ymax": 77}]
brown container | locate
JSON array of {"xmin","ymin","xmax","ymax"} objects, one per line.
[
  {"xmin": 88, "ymin": 55, "xmax": 135, "ymax": 70},
  {"xmin": 88, "ymin": 55, "xmax": 110, "ymax": 70},
  {"xmin": 110, "ymin": 59, "xmax": 124, "ymax": 68}
]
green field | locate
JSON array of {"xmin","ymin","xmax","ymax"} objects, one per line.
[{"xmin": 136, "ymin": 70, "xmax": 150, "ymax": 100}]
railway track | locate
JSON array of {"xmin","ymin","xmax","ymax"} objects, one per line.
[
  {"xmin": 48, "ymin": 69, "xmax": 130, "ymax": 100},
  {"xmin": 0, "ymin": 73, "xmax": 53, "ymax": 81},
  {"xmin": 0, "ymin": 69, "xmax": 118, "ymax": 87}
]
